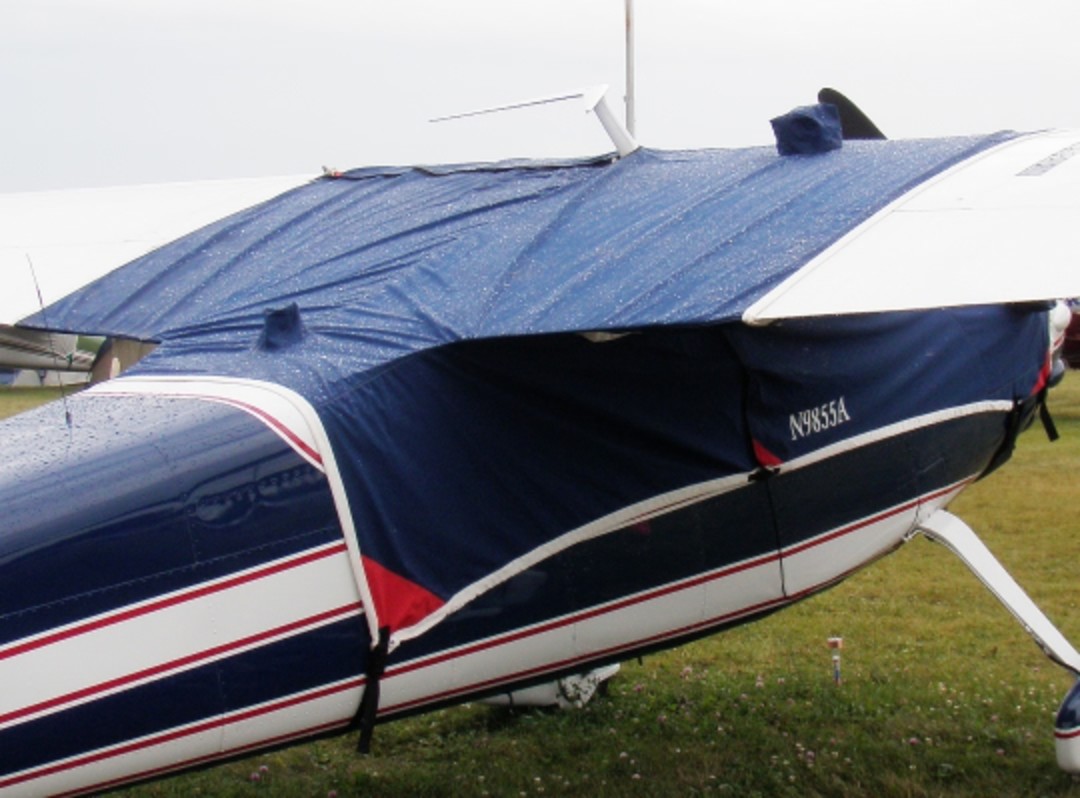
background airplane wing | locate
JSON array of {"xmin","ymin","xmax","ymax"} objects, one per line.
[
  {"xmin": 0, "ymin": 328, "xmax": 88, "ymax": 372},
  {"xmin": 0, "ymin": 175, "xmax": 314, "ymax": 373},
  {"xmin": 0, "ymin": 175, "xmax": 315, "ymax": 326},
  {"xmin": 744, "ymin": 129, "xmax": 1080, "ymax": 323}
]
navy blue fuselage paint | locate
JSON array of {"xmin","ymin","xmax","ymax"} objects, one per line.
[{"xmin": 0, "ymin": 396, "xmax": 341, "ymax": 645}]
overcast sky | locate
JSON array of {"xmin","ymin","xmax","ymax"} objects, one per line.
[{"xmin": 4, "ymin": 0, "xmax": 1080, "ymax": 192}]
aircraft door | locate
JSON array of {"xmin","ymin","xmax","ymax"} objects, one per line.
[
  {"xmin": 560, "ymin": 326, "xmax": 784, "ymax": 662},
  {"xmin": 726, "ymin": 317, "xmax": 928, "ymax": 599}
]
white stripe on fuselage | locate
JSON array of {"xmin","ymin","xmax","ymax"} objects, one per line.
[
  {"xmin": 0, "ymin": 542, "xmax": 360, "ymax": 733},
  {"xmin": 87, "ymin": 375, "xmax": 385, "ymax": 657}
]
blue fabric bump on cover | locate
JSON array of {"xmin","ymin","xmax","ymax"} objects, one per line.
[
  {"xmin": 257, "ymin": 303, "xmax": 305, "ymax": 351},
  {"xmin": 771, "ymin": 103, "xmax": 844, "ymax": 156}
]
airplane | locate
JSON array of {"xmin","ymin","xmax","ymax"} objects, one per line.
[{"xmin": 3, "ymin": 88, "xmax": 1080, "ymax": 796}]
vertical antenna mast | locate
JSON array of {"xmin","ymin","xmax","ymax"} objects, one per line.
[
  {"xmin": 25, "ymin": 255, "xmax": 73, "ymax": 428},
  {"xmin": 625, "ymin": 0, "xmax": 636, "ymax": 136}
]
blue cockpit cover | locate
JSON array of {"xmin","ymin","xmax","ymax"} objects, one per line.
[
  {"xmin": 22, "ymin": 135, "xmax": 1032, "ymax": 643},
  {"xmin": 27, "ymin": 138, "xmax": 1015, "ymax": 374}
]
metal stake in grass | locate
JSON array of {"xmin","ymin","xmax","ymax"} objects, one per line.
[{"xmin": 828, "ymin": 637, "xmax": 844, "ymax": 685}]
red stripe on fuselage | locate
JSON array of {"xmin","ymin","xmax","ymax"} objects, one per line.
[
  {"xmin": 779, "ymin": 479, "xmax": 970, "ymax": 559},
  {"xmin": 0, "ymin": 603, "xmax": 362, "ymax": 729},
  {"xmin": 0, "ymin": 679, "xmax": 365, "ymax": 792},
  {"xmin": 52, "ymin": 717, "xmax": 354, "ymax": 798},
  {"xmin": 0, "ymin": 542, "xmax": 349, "ymax": 663},
  {"xmin": 387, "ymin": 549, "xmax": 783, "ymax": 683},
  {"xmin": 380, "ymin": 481, "xmax": 966, "ymax": 714},
  {"xmin": 201, "ymin": 395, "xmax": 324, "ymax": 468},
  {"xmin": 384, "ymin": 593, "xmax": 791, "ymax": 715}
]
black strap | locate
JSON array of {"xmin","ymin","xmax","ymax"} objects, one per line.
[
  {"xmin": 1040, "ymin": 397, "xmax": 1060, "ymax": 442},
  {"xmin": 983, "ymin": 395, "xmax": 1036, "ymax": 478},
  {"xmin": 356, "ymin": 626, "xmax": 390, "ymax": 754}
]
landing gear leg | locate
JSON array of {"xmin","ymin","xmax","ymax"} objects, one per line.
[{"xmin": 917, "ymin": 510, "xmax": 1080, "ymax": 771}]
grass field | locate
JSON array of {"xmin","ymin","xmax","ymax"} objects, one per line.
[
  {"xmin": 4, "ymin": 379, "xmax": 1080, "ymax": 797},
  {"xmin": 0, "ymin": 386, "xmax": 74, "ymax": 417}
]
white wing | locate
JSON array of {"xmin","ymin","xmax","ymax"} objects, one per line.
[
  {"xmin": 744, "ymin": 129, "xmax": 1080, "ymax": 323},
  {"xmin": 0, "ymin": 175, "xmax": 315, "ymax": 326}
]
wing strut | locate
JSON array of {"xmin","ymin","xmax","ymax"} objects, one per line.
[
  {"xmin": 918, "ymin": 510, "xmax": 1080, "ymax": 772},
  {"xmin": 917, "ymin": 509, "xmax": 1080, "ymax": 675}
]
